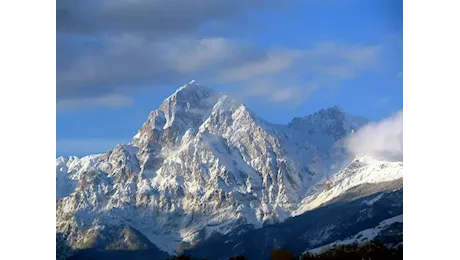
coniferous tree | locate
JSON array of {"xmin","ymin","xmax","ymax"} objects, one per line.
[
  {"xmin": 228, "ymin": 256, "xmax": 246, "ymax": 260},
  {"xmin": 300, "ymin": 241, "xmax": 403, "ymax": 260},
  {"xmin": 164, "ymin": 241, "xmax": 402, "ymax": 260},
  {"xmin": 165, "ymin": 254, "xmax": 193, "ymax": 260},
  {"xmin": 270, "ymin": 248, "xmax": 296, "ymax": 260}
]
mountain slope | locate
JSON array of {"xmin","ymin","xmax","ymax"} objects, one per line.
[
  {"xmin": 307, "ymin": 214, "xmax": 403, "ymax": 254},
  {"xmin": 56, "ymin": 81, "xmax": 402, "ymax": 256},
  {"xmin": 185, "ymin": 187, "xmax": 402, "ymax": 260},
  {"xmin": 59, "ymin": 225, "xmax": 170, "ymax": 260}
]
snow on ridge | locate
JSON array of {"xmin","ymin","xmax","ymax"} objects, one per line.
[
  {"xmin": 293, "ymin": 157, "xmax": 403, "ymax": 216},
  {"xmin": 307, "ymin": 214, "xmax": 403, "ymax": 254}
]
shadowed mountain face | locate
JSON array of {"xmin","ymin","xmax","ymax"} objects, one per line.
[
  {"xmin": 185, "ymin": 185, "xmax": 403, "ymax": 260},
  {"xmin": 57, "ymin": 232, "xmax": 73, "ymax": 260},
  {"xmin": 56, "ymin": 81, "xmax": 402, "ymax": 258},
  {"xmin": 57, "ymin": 225, "xmax": 169, "ymax": 260}
]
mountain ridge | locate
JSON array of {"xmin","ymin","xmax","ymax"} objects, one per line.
[{"xmin": 56, "ymin": 81, "xmax": 402, "ymax": 256}]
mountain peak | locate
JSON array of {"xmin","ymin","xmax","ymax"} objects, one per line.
[
  {"xmin": 132, "ymin": 82, "xmax": 221, "ymax": 146},
  {"xmin": 316, "ymin": 106, "xmax": 344, "ymax": 116},
  {"xmin": 327, "ymin": 105, "xmax": 343, "ymax": 113},
  {"xmin": 176, "ymin": 80, "xmax": 198, "ymax": 91},
  {"xmin": 288, "ymin": 106, "xmax": 368, "ymax": 140},
  {"xmin": 160, "ymin": 81, "xmax": 217, "ymax": 108},
  {"xmin": 173, "ymin": 80, "xmax": 212, "ymax": 95}
]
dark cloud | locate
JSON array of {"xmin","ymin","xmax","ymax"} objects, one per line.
[
  {"xmin": 56, "ymin": 35, "xmax": 265, "ymax": 101},
  {"xmin": 56, "ymin": 0, "xmax": 275, "ymax": 35}
]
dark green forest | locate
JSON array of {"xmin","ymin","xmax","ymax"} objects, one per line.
[
  {"xmin": 62, "ymin": 240, "xmax": 402, "ymax": 260},
  {"xmin": 165, "ymin": 241, "xmax": 403, "ymax": 260}
]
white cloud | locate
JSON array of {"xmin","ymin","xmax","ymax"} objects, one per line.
[
  {"xmin": 218, "ymin": 42, "xmax": 380, "ymax": 105},
  {"xmin": 345, "ymin": 110, "xmax": 403, "ymax": 161},
  {"xmin": 57, "ymin": 34, "xmax": 381, "ymax": 109},
  {"xmin": 57, "ymin": 0, "xmax": 385, "ymax": 110},
  {"xmin": 239, "ymin": 80, "xmax": 320, "ymax": 106},
  {"xmin": 271, "ymin": 87, "xmax": 299, "ymax": 103},
  {"xmin": 302, "ymin": 42, "xmax": 381, "ymax": 79},
  {"xmin": 56, "ymin": 0, "xmax": 282, "ymax": 108},
  {"xmin": 219, "ymin": 49, "xmax": 302, "ymax": 82},
  {"xmin": 173, "ymin": 37, "xmax": 238, "ymax": 73},
  {"xmin": 57, "ymin": 36, "xmax": 252, "ymax": 101}
]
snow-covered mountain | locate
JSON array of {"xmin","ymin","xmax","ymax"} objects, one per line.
[{"xmin": 56, "ymin": 81, "xmax": 403, "ymax": 256}]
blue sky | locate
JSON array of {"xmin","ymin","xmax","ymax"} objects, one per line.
[{"xmin": 56, "ymin": 0, "xmax": 403, "ymax": 157}]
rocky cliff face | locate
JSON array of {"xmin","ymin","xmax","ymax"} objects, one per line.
[{"xmin": 56, "ymin": 81, "xmax": 402, "ymax": 255}]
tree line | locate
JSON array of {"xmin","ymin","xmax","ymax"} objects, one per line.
[{"xmin": 166, "ymin": 241, "xmax": 403, "ymax": 260}]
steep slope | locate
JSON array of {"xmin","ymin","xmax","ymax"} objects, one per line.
[
  {"xmin": 60, "ymin": 225, "xmax": 170, "ymax": 260},
  {"xmin": 293, "ymin": 156, "xmax": 403, "ymax": 216},
  {"xmin": 185, "ymin": 188, "xmax": 403, "ymax": 260},
  {"xmin": 56, "ymin": 81, "xmax": 402, "ymax": 255}
]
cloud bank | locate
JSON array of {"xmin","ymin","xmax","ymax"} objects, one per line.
[
  {"xmin": 56, "ymin": 0, "xmax": 382, "ymax": 110},
  {"xmin": 345, "ymin": 111, "xmax": 403, "ymax": 162}
]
